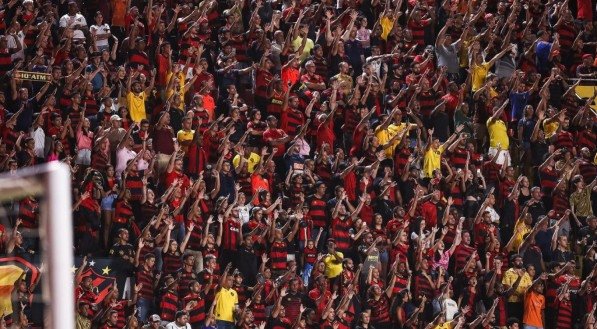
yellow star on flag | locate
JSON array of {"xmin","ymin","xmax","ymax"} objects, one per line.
[{"xmin": 101, "ymin": 266, "xmax": 111, "ymax": 275}]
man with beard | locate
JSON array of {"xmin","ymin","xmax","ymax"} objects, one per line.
[
  {"xmin": 522, "ymin": 274, "xmax": 547, "ymax": 329},
  {"xmin": 76, "ymin": 302, "xmax": 92, "ymax": 329},
  {"xmin": 502, "ymin": 254, "xmax": 533, "ymax": 321},
  {"xmin": 183, "ymin": 281, "xmax": 207, "ymax": 329},
  {"xmin": 125, "ymin": 69, "xmax": 156, "ymax": 123},
  {"xmin": 281, "ymin": 278, "xmax": 304, "ymax": 323},
  {"xmin": 136, "ymin": 253, "xmax": 159, "ymax": 322},
  {"xmin": 166, "ymin": 311, "xmax": 191, "ymax": 329},
  {"xmin": 99, "ymin": 310, "xmax": 120, "ymax": 329}
]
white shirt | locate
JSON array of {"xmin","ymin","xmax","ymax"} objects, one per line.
[
  {"xmin": 165, "ymin": 322, "xmax": 191, "ymax": 329},
  {"xmin": 237, "ymin": 204, "xmax": 252, "ymax": 224},
  {"xmin": 7, "ymin": 32, "xmax": 25, "ymax": 60},
  {"xmin": 442, "ymin": 298, "xmax": 459, "ymax": 320},
  {"xmin": 32, "ymin": 127, "xmax": 45, "ymax": 158},
  {"xmin": 115, "ymin": 147, "xmax": 136, "ymax": 179},
  {"xmin": 59, "ymin": 13, "xmax": 87, "ymax": 40},
  {"xmin": 90, "ymin": 23, "xmax": 111, "ymax": 48}
]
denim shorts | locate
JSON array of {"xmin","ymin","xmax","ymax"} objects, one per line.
[{"xmin": 101, "ymin": 194, "xmax": 117, "ymax": 210}]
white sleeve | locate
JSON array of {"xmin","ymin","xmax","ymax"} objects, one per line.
[
  {"xmin": 59, "ymin": 15, "xmax": 68, "ymax": 27},
  {"xmin": 78, "ymin": 15, "xmax": 87, "ymax": 27}
]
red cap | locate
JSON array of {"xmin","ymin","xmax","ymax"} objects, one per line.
[{"xmin": 582, "ymin": 53, "xmax": 593, "ymax": 60}]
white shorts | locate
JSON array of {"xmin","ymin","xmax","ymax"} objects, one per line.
[{"xmin": 487, "ymin": 147, "xmax": 511, "ymax": 166}]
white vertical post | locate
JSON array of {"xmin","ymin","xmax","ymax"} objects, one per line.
[{"xmin": 44, "ymin": 162, "xmax": 74, "ymax": 329}]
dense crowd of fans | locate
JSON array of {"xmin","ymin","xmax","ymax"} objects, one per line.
[{"xmin": 1, "ymin": 0, "xmax": 597, "ymax": 328}]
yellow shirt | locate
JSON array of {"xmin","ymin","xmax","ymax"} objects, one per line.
[
  {"xmin": 434, "ymin": 321, "xmax": 454, "ymax": 329},
  {"xmin": 471, "ymin": 62, "xmax": 491, "ymax": 92},
  {"xmin": 177, "ymin": 129, "xmax": 195, "ymax": 153},
  {"xmin": 333, "ymin": 73, "xmax": 353, "ymax": 94},
  {"xmin": 323, "ymin": 251, "xmax": 344, "ymax": 278},
  {"xmin": 487, "ymin": 118, "xmax": 509, "ymax": 149},
  {"xmin": 292, "ymin": 37, "xmax": 314, "ymax": 61},
  {"xmin": 375, "ymin": 123, "xmax": 407, "ymax": 157},
  {"xmin": 423, "ymin": 145, "xmax": 445, "ymax": 178},
  {"xmin": 126, "ymin": 91, "xmax": 146, "ymax": 122},
  {"xmin": 232, "ymin": 152, "xmax": 261, "ymax": 174},
  {"xmin": 214, "ymin": 287, "xmax": 238, "ymax": 322},
  {"xmin": 380, "ymin": 16, "xmax": 395, "ymax": 40},
  {"xmin": 509, "ymin": 219, "xmax": 531, "ymax": 252},
  {"xmin": 502, "ymin": 268, "xmax": 532, "ymax": 303},
  {"xmin": 165, "ymin": 71, "xmax": 186, "ymax": 100}
]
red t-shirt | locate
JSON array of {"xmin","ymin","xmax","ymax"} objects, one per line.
[{"xmin": 262, "ymin": 128, "xmax": 287, "ymax": 156}]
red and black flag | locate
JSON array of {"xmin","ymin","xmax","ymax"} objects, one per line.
[
  {"xmin": 0, "ymin": 256, "xmax": 40, "ymax": 320},
  {"xmin": 78, "ymin": 267, "xmax": 116, "ymax": 304}
]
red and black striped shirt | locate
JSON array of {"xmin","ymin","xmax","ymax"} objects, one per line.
[
  {"xmin": 136, "ymin": 265, "xmax": 156, "ymax": 299},
  {"xmin": 162, "ymin": 251, "xmax": 182, "ymax": 275},
  {"xmin": 19, "ymin": 198, "xmax": 38, "ymax": 229},
  {"xmin": 222, "ymin": 219, "xmax": 241, "ymax": 251},
  {"xmin": 331, "ymin": 217, "xmax": 353, "ymax": 252},
  {"xmin": 307, "ymin": 196, "xmax": 327, "ymax": 228},
  {"xmin": 159, "ymin": 291, "xmax": 178, "ymax": 321},
  {"xmin": 540, "ymin": 167, "xmax": 558, "ymax": 196},
  {"xmin": 270, "ymin": 240, "xmax": 288, "ymax": 270},
  {"xmin": 183, "ymin": 292, "xmax": 206, "ymax": 325},
  {"xmin": 281, "ymin": 108, "xmax": 305, "ymax": 137},
  {"xmin": 367, "ymin": 295, "xmax": 391, "ymax": 324}
]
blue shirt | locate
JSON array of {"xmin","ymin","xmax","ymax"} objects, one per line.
[
  {"xmin": 536, "ymin": 41, "xmax": 552, "ymax": 73},
  {"xmin": 86, "ymin": 64, "xmax": 104, "ymax": 92},
  {"xmin": 509, "ymin": 91, "xmax": 530, "ymax": 121},
  {"xmin": 517, "ymin": 117, "xmax": 536, "ymax": 143}
]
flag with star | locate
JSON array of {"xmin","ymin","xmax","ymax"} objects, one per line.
[
  {"xmin": 79, "ymin": 267, "xmax": 116, "ymax": 303},
  {"xmin": 74, "ymin": 257, "xmax": 132, "ymax": 300}
]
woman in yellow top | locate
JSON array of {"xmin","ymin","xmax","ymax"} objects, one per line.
[
  {"xmin": 423, "ymin": 125, "xmax": 463, "ymax": 178},
  {"xmin": 470, "ymin": 44, "xmax": 513, "ymax": 92},
  {"xmin": 126, "ymin": 68, "xmax": 156, "ymax": 122},
  {"xmin": 507, "ymin": 211, "xmax": 533, "ymax": 252},
  {"xmin": 541, "ymin": 107, "xmax": 565, "ymax": 139}
]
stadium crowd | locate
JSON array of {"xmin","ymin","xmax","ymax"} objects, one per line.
[{"xmin": 1, "ymin": 0, "xmax": 597, "ymax": 327}]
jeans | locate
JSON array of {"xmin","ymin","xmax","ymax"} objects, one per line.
[
  {"xmin": 523, "ymin": 325, "xmax": 542, "ymax": 329},
  {"xmin": 302, "ymin": 263, "xmax": 313, "ymax": 287},
  {"xmin": 216, "ymin": 320, "xmax": 235, "ymax": 329},
  {"xmin": 136, "ymin": 297, "xmax": 154, "ymax": 322}
]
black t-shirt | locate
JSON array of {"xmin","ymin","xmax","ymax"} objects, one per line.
[{"xmin": 431, "ymin": 111, "xmax": 450, "ymax": 142}]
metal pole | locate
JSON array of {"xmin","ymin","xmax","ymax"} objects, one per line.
[{"xmin": 43, "ymin": 162, "xmax": 74, "ymax": 329}]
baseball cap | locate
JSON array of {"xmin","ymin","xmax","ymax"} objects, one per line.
[
  {"xmin": 110, "ymin": 114, "xmax": 122, "ymax": 121},
  {"xmin": 149, "ymin": 314, "xmax": 161, "ymax": 322}
]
